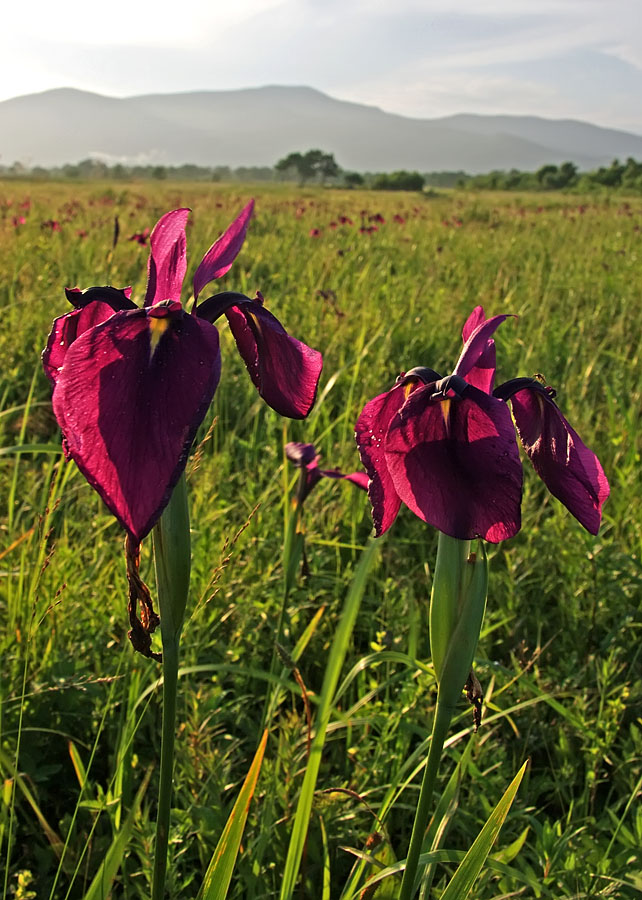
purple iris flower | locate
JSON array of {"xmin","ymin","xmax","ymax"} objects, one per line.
[
  {"xmin": 43, "ymin": 203, "xmax": 323, "ymax": 543},
  {"xmin": 285, "ymin": 442, "xmax": 368, "ymax": 504},
  {"xmin": 355, "ymin": 306, "xmax": 609, "ymax": 542}
]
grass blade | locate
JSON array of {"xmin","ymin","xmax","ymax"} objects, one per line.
[
  {"xmin": 198, "ymin": 728, "xmax": 269, "ymax": 900},
  {"xmin": 279, "ymin": 538, "xmax": 380, "ymax": 900},
  {"xmin": 439, "ymin": 759, "xmax": 528, "ymax": 900},
  {"xmin": 82, "ymin": 767, "xmax": 152, "ymax": 900}
]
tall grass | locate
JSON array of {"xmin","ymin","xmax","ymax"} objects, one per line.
[{"xmin": 0, "ymin": 181, "xmax": 640, "ymax": 897}]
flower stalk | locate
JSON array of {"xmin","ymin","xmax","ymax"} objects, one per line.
[
  {"xmin": 398, "ymin": 532, "xmax": 488, "ymax": 900},
  {"xmin": 151, "ymin": 474, "xmax": 191, "ymax": 900}
]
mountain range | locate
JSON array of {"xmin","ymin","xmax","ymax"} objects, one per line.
[{"xmin": 2, "ymin": 85, "xmax": 642, "ymax": 173}]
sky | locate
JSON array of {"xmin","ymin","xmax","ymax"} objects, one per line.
[{"xmin": 3, "ymin": 0, "xmax": 642, "ymax": 133}]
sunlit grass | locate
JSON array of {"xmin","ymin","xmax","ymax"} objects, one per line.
[{"xmin": 0, "ymin": 180, "xmax": 640, "ymax": 897}]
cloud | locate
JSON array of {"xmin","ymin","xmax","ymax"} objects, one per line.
[{"xmin": 2, "ymin": 0, "xmax": 642, "ymax": 133}]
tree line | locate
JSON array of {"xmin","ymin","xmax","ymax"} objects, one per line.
[{"xmin": 4, "ymin": 151, "xmax": 642, "ymax": 194}]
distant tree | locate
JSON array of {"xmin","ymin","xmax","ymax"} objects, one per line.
[
  {"xmin": 535, "ymin": 162, "xmax": 578, "ymax": 190},
  {"xmin": 275, "ymin": 149, "xmax": 340, "ymax": 185},
  {"xmin": 343, "ymin": 171, "xmax": 364, "ymax": 188},
  {"xmin": 372, "ymin": 170, "xmax": 425, "ymax": 191}
]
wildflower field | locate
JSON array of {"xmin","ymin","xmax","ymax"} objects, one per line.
[{"xmin": 0, "ymin": 180, "xmax": 640, "ymax": 899}]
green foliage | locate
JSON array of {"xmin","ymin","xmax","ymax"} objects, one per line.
[
  {"xmin": 275, "ymin": 149, "xmax": 341, "ymax": 185},
  {"xmin": 0, "ymin": 181, "xmax": 640, "ymax": 898},
  {"xmin": 372, "ymin": 171, "xmax": 425, "ymax": 191}
]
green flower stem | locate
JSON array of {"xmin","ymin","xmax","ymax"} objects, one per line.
[
  {"xmin": 398, "ymin": 698, "xmax": 454, "ymax": 900},
  {"xmin": 151, "ymin": 632, "xmax": 179, "ymax": 900},
  {"xmin": 399, "ymin": 532, "xmax": 488, "ymax": 899},
  {"xmin": 151, "ymin": 474, "xmax": 191, "ymax": 900}
]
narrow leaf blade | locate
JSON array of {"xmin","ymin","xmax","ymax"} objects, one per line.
[
  {"xmin": 439, "ymin": 760, "xmax": 528, "ymax": 900},
  {"xmin": 82, "ymin": 767, "xmax": 151, "ymax": 900},
  {"xmin": 198, "ymin": 729, "xmax": 269, "ymax": 900}
]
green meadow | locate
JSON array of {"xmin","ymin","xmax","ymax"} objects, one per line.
[{"xmin": 0, "ymin": 180, "xmax": 640, "ymax": 898}]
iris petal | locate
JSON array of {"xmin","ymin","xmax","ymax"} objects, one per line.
[
  {"xmin": 510, "ymin": 387, "xmax": 609, "ymax": 534},
  {"xmin": 193, "ymin": 201, "xmax": 254, "ymax": 300},
  {"xmin": 355, "ymin": 383, "xmax": 408, "ymax": 535},
  {"xmin": 43, "ymin": 301, "xmax": 118, "ymax": 386},
  {"xmin": 52, "ymin": 306, "xmax": 221, "ymax": 540},
  {"xmin": 384, "ymin": 383, "xmax": 523, "ymax": 541},
  {"xmin": 454, "ymin": 314, "xmax": 510, "ymax": 381},
  {"xmin": 225, "ymin": 301, "xmax": 322, "ymax": 419},
  {"xmin": 65, "ymin": 285, "xmax": 134, "ymax": 310},
  {"xmin": 144, "ymin": 208, "xmax": 190, "ymax": 307},
  {"xmin": 461, "ymin": 306, "xmax": 497, "ymax": 394}
]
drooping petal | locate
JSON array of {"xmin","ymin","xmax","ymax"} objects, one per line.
[
  {"xmin": 355, "ymin": 383, "xmax": 409, "ymax": 535},
  {"xmin": 461, "ymin": 306, "xmax": 497, "ymax": 394},
  {"xmin": 319, "ymin": 469, "xmax": 369, "ymax": 491},
  {"xmin": 509, "ymin": 387, "xmax": 609, "ymax": 534},
  {"xmin": 144, "ymin": 208, "xmax": 190, "ymax": 307},
  {"xmin": 454, "ymin": 314, "xmax": 511, "ymax": 382},
  {"xmin": 224, "ymin": 300, "xmax": 322, "ymax": 419},
  {"xmin": 193, "ymin": 201, "xmax": 254, "ymax": 300},
  {"xmin": 52, "ymin": 303, "xmax": 220, "ymax": 540},
  {"xmin": 384, "ymin": 383, "xmax": 523, "ymax": 542}
]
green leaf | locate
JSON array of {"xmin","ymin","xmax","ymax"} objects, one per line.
[
  {"xmin": 198, "ymin": 729, "xmax": 268, "ymax": 900},
  {"xmin": 279, "ymin": 538, "xmax": 380, "ymax": 900},
  {"xmin": 0, "ymin": 443, "xmax": 62, "ymax": 456},
  {"xmin": 82, "ymin": 767, "xmax": 151, "ymax": 900},
  {"xmin": 439, "ymin": 760, "xmax": 528, "ymax": 900}
]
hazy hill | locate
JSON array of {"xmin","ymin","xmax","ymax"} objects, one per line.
[{"xmin": 2, "ymin": 85, "xmax": 642, "ymax": 173}]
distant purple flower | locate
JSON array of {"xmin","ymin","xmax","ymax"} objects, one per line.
[
  {"xmin": 286, "ymin": 442, "xmax": 368, "ymax": 504},
  {"xmin": 355, "ymin": 306, "xmax": 609, "ymax": 542},
  {"xmin": 43, "ymin": 203, "xmax": 323, "ymax": 542}
]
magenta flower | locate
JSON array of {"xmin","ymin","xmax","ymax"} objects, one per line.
[
  {"xmin": 43, "ymin": 203, "xmax": 323, "ymax": 542},
  {"xmin": 355, "ymin": 307, "xmax": 609, "ymax": 542},
  {"xmin": 286, "ymin": 442, "xmax": 368, "ymax": 504}
]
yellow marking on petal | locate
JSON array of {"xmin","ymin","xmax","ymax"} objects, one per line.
[
  {"xmin": 440, "ymin": 398, "xmax": 451, "ymax": 432},
  {"xmin": 149, "ymin": 316, "xmax": 170, "ymax": 356},
  {"xmin": 403, "ymin": 376, "xmax": 421, "ymax": 399},
  {"xmin": 248, "ymin": 312, "xmax": 262, "ymax": 334}
]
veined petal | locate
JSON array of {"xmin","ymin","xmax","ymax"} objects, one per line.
[
  {"xmin": 144, "ymin": 208, "xmax": 190, "ymax": 307},
  {"xmin": 193, "ymin": 201, "xmax": 254, "ymax": 300},
  {"xmin": 224, "ymin": 300, "xmax": 322, "ymax": 419},
  {"xmin": 355, "ymin": 383, "xmax": 409, "ymax": 535},
  {"xmin": 454, "ymin": 314, "xmax": 511, "ymax": 381},
  {"xmin": 52, "ymin": 305, "xmax": 220, "ymax": 540},
  {"xmin": 384, "ymin": 383, "xmax": 523, "ymax": 541},
  {"xmin": 461, "ymin": 306, "xmax": 497, "ymax": 394},
  {"xmin": 509, "ymin": 387, "xmax": 609, "ymax": 534},
  {"xmin": 43, "ymin": 301, "xmax": 118, "ymax": 386}
]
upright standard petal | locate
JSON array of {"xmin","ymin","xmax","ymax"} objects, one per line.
[
  {"xmin": 144, "ymin": 208, "xmax": 190, "ymax": 307},
  {"xmin": 193, "ymin": 201, "xmax": 254, "ymax": 300},
  {"xmin": 355, "ymin": 383, "xmax": 409, "ymax": 535},
  {"xmin": 461, "ymin": 306, "xmax": 497, "ymax": 394},
  {"xmin": 453, "ymin": 314, "xmax": 511, "ymax": 382},
  {"xmin": 384, "ymin": 383, "xmax": 523, "ymax": 542},
  {"xmin": 223, "ymin": 300, "xmax": 322, "ymax": 419},
  {"xmin": 52, "ymin": 303, "xmax": 221, "ymax": 540},
  {"xmin": 509, "ymin": 387, "xmax": 609, "ymax": 534}
]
